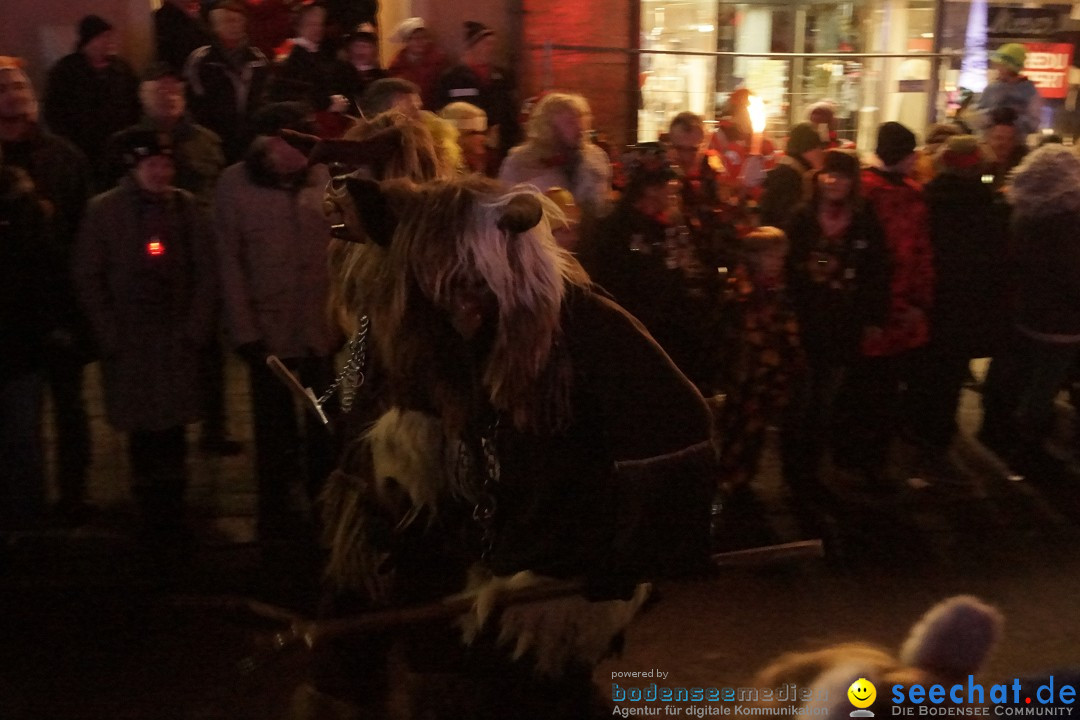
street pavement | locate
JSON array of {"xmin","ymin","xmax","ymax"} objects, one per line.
[{"xmin": 3, "ymin": 358, "xmax": 1080, "ymax": 719}]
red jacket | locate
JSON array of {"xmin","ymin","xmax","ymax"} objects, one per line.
[{"xmin": 859, "ymin": 167, "xmax": 934, "ymax": 356}]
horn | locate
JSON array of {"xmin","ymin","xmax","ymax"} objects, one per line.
[
  {"xmin": 497, "ymin": 193, "xmax": 544, "ymax": 234},
  {"xmin": 307, "ymin": 126, "xmax": 406, "ymax": 171},
  {"xmin": 343, "ymin": 176, "xmax": 398, "ymax": 247}
]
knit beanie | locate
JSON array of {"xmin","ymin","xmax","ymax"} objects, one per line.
[
  {"xmin": 77, "ymin": 15, "xmax": 113, "ymax": 50},
  {"xmin": 876, "ymin": 121, "xmax": 917, "ymax": 167},
  {"xmin": 464, "ymin": 21, "xmax": 495, "ymax": 48}
]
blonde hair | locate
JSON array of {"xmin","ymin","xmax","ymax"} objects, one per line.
[
  {"xmin": 440, "ymin": 102, "xmax": 488, "ymax": 134},
  {"xmin": 526, "ymin": 92, "xmax": 591, "ymax": 153}
]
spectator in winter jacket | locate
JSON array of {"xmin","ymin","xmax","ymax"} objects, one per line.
[
  {"xmin": 0, "ymin": 150, "xmax": 61, "ymax": 531},
  {"xmin": 330, "ymin": 24, "xmax": 388, "ymax": 116},
  {"xmin": 214, "ymin": 102, "xmax": 339, "ymax": 548},
  {"xmin": 106, "ymin": 63, "xmax": 225, "ymax": 209},
  {"xmin": 759, "ymin": 122, "xmax": 825, "ymax": 228},
  {"xmin": 154, "ymin": 0, "xmax": 213, "ymax": 74},
  {"xmin": 910, "ymin": 136, "xmax": 1010, "ymax": 477},
  {"xmin": 499, "ymin": 92, "xmax": 612, "ymax": 218},
  {"xmin": 42, "ymin": 15, "xmax": 140, "ymax": 191},
  {"xmin": 0, "ymin": 57, "xmax": 95, "ymax": 527},
  {"xmin": 267, "ymin": 3, "xmax": 348, "ymax": 115},
  {"xmin": 184, "ymin": 1, "xmax": 271, "ymax": 163},
  {"xmin": 976, "ymin": 43, "xmax": 1042, "ymax": 138},
  {"xmin": 837, "ymin": 121, "xmax": 933, "ymax": 485},
  {"xmin": 73, "ymin": 131, "xmax": 217, "ymax": 561},
  {"xmin": 387, "ymin": 17, "xmax": 448, "ymax": 111},
  {"xmin": 105, "ymin": 62, "xmax": 239, "ymax": 458},
  {"xmin": 980, "ymin": 146, "xmax": 1080, "ymax": 476},
  {"xmin": 435, "ymin": 22, "xmax": 521, "ymax": 165},
  {"xmin": 781, "ymin": 149, "xmax": 889, "ymax": 508}
]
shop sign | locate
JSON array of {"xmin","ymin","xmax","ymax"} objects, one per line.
[
  {"xmin": 987, "ymin": 8, "xmax": 1062, "ymax": 38},
  {"xmin": 1023, "ymin": 43, "xmax": 1074, "ymax": 99}
]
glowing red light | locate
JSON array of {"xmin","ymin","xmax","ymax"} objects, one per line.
[{"xmin": 146, "ymin": 240, "xmax": 165, "ymax": 257}]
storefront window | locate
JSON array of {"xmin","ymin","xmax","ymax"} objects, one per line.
[{"xmin": 638, "ymin": 0, "xmax": 941, "ymax": 149}]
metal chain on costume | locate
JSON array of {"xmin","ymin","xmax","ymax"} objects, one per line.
[
  {"xmin": 457, "ymin": 418, "xmax": 501, "ymax": 561},
  {"xmin": 317, "ymin": 315, "xmax": 370, "ymax": 414}
]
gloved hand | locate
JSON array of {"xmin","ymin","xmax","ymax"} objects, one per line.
[{"xmin": 236, "ymin": 340, "xmax": 269, "ymax": 366}]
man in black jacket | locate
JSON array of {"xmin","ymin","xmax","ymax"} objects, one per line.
[
  {"xmin": 1, "ymin": 57, "xmax": 95, "ymax": 526},
  {"xmin": 183, "ymin": 1, "xmax": 271, "ymax": 163},
  {"xmin": 154, "ymin": 0, "xmax": 213, "ymax": 74},
  {"xmin": 435, "ymin": 21, "xmax": 520, "ymax": 164},
  {"xmin": 42, "ymin": 15, "xmax": 140, "ymax": 191}
]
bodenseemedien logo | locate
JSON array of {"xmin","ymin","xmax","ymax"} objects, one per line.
[{"xmin": 849, "ymin": 679, "xmax": 877, "ymax": 718}]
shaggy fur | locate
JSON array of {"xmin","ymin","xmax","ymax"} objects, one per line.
[
  {"xmin": 325, "ymin": 111, "xmax": 457, "ymax": 334},
  {"xmin": 503, "ymin": 92, "xmax": 593, "ymax": 170},
  {"xmin": 754, "ymin": 596, "xmax": 1002, "ymax": 716},
  {"xmin": 1009, "ymin": 144, "xmax": 1080, "ymax": 218},
  {"xmin": 365, "ymin": 176, "xmax": 590, "ymax": 434},
  {"xmin": 457, "ymin": 568, "xmax": 650, "ymax": 677}
]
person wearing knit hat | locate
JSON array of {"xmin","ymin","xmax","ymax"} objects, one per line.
[
  {"xmin": 975, "ymin": 42, "xmax": 1041, "ymax": 137},
  {"xmin": 759, "ymin": 122, "xmax": 824, "ymax": 227},
  {"xmin": 387, "ymin": 17, "xmax": 448, "ymax": 110},
  {"xmin": 874, "ymin": 121, "xmax": 917, "ymax": 169},
  {"xmin": 72, "ymin": 103, "xmax": 217, "ymax": 561},
  {"xmin": 434, "ymin": 20, "xmax": 521, "ymax": 164},
  {"xmin": 43, "ymin": 15, "xmax": 140, "ymax": 190},
  {"xmin": 332, "ymin": 23, "xmax": 389, "ymax": 117},
  {"xmin": 845, "ymin": 121, "xmax": 933, "ymax": 487},
  {"xmin": 781, "ymin": 146, "xmax": 889, "ymax": 501}
]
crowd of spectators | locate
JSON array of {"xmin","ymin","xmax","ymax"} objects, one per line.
[{"xmin": 1, "ymin": 2, "xmax": 1078, "ymax": 572}]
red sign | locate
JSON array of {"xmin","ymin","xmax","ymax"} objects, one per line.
[{"xmin": 1023, "ymin": 43, "xmax": 1074, "ymax": 99}]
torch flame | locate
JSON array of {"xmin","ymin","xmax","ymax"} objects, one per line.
[{"xmin": 748, "ymin": 94, "xmax": 767, "ymax": 135}]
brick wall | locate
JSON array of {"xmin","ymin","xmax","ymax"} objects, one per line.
[{"xmin": 520, "ymin": 0, "xmax": 636, "ymax": 147}]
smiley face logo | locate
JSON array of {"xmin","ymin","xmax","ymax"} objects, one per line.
[{"xmin": 848, "ymin": 678, "xmax": 877, "ymax": 709}]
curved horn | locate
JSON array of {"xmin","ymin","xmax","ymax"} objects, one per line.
[{"xmin": 497, "ymin": 193, "xmax": 544, "ymax": 234}]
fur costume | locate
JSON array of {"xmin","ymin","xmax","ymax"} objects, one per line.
[
  {"xmin": 309, "ymin": 165, "xmax": 715, "ymax": 718},
  {"xmin": 753, "ymin": 595, "xmax": 1003, "ymax": 716}
]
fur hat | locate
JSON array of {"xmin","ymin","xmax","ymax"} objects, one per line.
[
  {"xmin": 991, "ymin": 43, "xmax": 1026, "ymax": 73},
  {"xmin": 391, "ymin": 17, "xmax": 426, "ymax": 43},
  {"xmin": 464, "ymin": 21, "xmax": 495, "ymax": 48},
  {"xmin": 77, "ymin": 15, "xmax": 113, "ymax": 50},
  {"xmin": 876, "ymin": 121, "xmax": 917, "ymax": 167},
  {"xmin": 1009, "ymin": 144, "xmax": 1080, "ymax": 218},
  {"xmin": 786, "ymin": 122, "xmax": 824, "ymax": 159}
]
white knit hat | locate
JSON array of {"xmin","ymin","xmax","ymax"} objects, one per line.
[{"xmin": 391, "ymin": 17, "xmax": 426, "ymax": 43}]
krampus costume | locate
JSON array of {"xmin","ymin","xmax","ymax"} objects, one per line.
[{"xmin": 299, "ymin": 170, "xmax": 715, "ymax": 718}]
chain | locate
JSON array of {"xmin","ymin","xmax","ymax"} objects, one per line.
[
  {"xmin": 457, "ymin": 418, "xmax": 501, "ymax": 562},
  {"xmin": 318, "ymin": 315, "xmax": 370, "ymax": 413}
]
